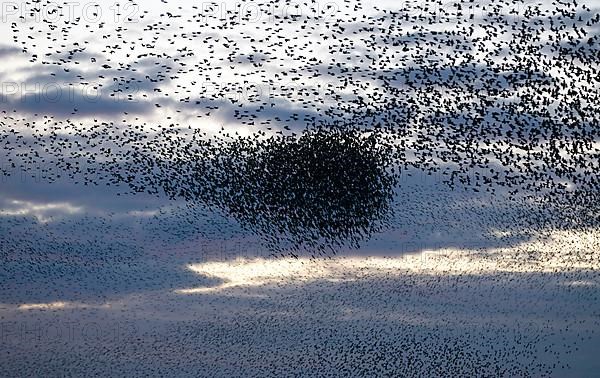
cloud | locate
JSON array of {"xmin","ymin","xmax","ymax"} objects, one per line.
[
  {"xmin": 0, "ymin": 45, "xmax": 21, "ymax": 58},
  {"xmin": 0, "ymin": 198, "xmax": 83, "ymax": 223}
]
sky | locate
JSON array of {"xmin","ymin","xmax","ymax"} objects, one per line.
[{"xmin": 1, "ymin": 0, "xmax": 600, "ymax": 376}]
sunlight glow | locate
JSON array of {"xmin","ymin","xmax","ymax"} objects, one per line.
[
  {"xmin": 0, "ymin": 199, "xmax": 83, "ymax": 223},
  {"xmin": 16, "ymin": 301, "xmax": 111, "ymax": 311},
  {"xmin": 176, "ymin": 230, "xmax": 600, "ymax": 294}
]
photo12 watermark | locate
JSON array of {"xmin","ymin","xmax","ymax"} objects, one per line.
[
  {"xmin": 1, "ymin": 1, "xmax": 140, "ymax": 23},
  {"xmin": 0, "ymin": 320, "xmax": 138, "ymax": 344}
]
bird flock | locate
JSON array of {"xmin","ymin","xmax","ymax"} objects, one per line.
[
  {"xmin": 1, "ymin": 0, "xmax": 600, "ymax": 376},
  {"xmin": 1, "ymin": 0, "xmax": 599, "ymax": 251}
]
